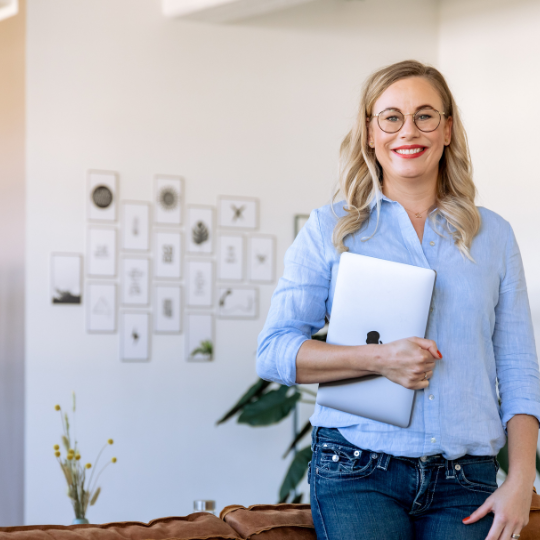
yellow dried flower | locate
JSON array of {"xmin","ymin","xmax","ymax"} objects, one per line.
[
  {"xmin": 85, "ymin": 463, "xmax": 92, "ymax": 469},
  {"xmin": 111, "ymin": 457, "xmax": 117, "ymax": 463},
  {"xmin": 108, "ymin": 439, "xmax": 114, "ymax": 445},
  {"xmin": 75, "ymin": 454, "xmax": 81, "ymax": 460},
  {"xmin": 54, "ymin": 405, "xmax": 61, "ymax": 411},
  {"xmin": 67, "ymin": 454, "xmax": 73, "ymax": 460},
  {"xmin": 53, "ymin": 444, "xmax": 60, "ymax": 451},
  {"xmin": 68, "ymin": 449, "xmax": 74, "ymax": 455},
  {"xmin": 55, "ymin": 451, "xmax": 61, "ymax": 457}
]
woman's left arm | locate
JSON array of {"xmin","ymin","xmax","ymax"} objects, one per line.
[{"xmin": 463, "ymin": 221, "xmax": 540, "ymax": 539}]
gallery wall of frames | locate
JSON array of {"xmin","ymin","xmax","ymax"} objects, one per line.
[{"xmin": 50, "ymin": 170, "xmax": 279, "ymax": 363}]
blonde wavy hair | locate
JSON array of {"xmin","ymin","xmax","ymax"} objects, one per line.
[{"xmin": 332, "ymin": 60, "xmax": 480, "ymax": 260}]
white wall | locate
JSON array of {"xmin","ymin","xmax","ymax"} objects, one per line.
[
  {"xmin": 25, "ymin": 0, "xmax": 439, "ymax": 525},
  {"xmin": 438, "ymin": 0, "xmax": 540, "ymax": 348}
]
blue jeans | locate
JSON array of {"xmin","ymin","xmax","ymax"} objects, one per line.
[{"xmin": 309, "ymin": 427, "xmax": 499, "ymax": 540}]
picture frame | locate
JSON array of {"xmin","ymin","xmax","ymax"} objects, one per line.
[
  {"xmin": 121, "ymin": 257, "xmax": 150, "ymax": 306},
  {"xmin": 294, "ymin": 214, "xmax": 310, "ymax": 238},
  {"xmin": 248, "ymin": 235, "xmax": 276, "ymax": 283},
  {"xmin": 217, "ymin": 286, "xmax": 258, "ymax": 319},
  {"xmin": 122, "ymin": 202, "xmax": 150, "ymax": 251},
  {"xmin": 217, "ymin": 234, "xmax": 244, "ymax": 282},
  {"xmin": 87, "ymin": 227, "xmax": 116, "ymax": 277},
  {"xmin": 120, "ymin": 311, "xmax": 151, "ymax": 362},
  {"xmin": 187, "ymin": 205, "xmax": 214, "ymax": 255},
  {"xmin": 50, "ymin": 253, "xmax": 82, "ymax": 305},
  {"xmin": 154, "ymin": 175, "xmax": 183, "ymax": 225},
  {"xmin": 187, "ymin": 260, "xmax": 213, "ymax": 308},
  {"xmin": 186, "ymin": 313, "xmax": 214, "ymax": 362},
  {"xmin": 87, "ymin": 170, "xmax": 118, "ymax": 222},
  {"xmin": 154, "ymin": 231, "xmax": 182, "ymax": 280},
  {"xmin": 154, "ymin": 285, "xmax": 182, "ymax": 334},
  {"xmin": 86, "ymin": 283, "xmax": 116, "ymax": 333},
  {"xmin": 218, "ymin": 196, "xmax": 258, "ymax": 230}
]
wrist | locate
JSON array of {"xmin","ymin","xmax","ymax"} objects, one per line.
[
  {"xmin": 504, "ymin": 470, "xmax": 536, "ymax": 488},
  {"xmin": 357, "ymin": 344, "xmax": 383, "ymax": 375}
]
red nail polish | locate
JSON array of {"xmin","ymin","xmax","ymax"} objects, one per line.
[
  {"xmin": 462, "ymin": 516, "xmax": 471, "ymax": 523},
  {"xmin": 437, "ymin": 350, "xmax": 443, "ymax": 359}
]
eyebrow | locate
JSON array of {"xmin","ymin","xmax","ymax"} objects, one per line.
[{"xmin": 382, "ymin": 104, "xmax": 437, "ymax": 112}]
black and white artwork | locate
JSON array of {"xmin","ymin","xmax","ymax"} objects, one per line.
[
  {"xmin": 154, "ymin": 175, "xmax": 183, "ymax": 225},
  {"xmin": 218, "ymin": 196, "xmax": 258, "ymax": 230},
  {"xmin": 122, "ymin": 258, "xmax": 150, "ymax": 306},
  {"xmin": 294, "ymin": 214, "xmax": 310, "ymax": 238},
  {"xmin": 154, "ymin": 285, "xmax": 181, "ymax": 334},
  {"xmin": 187, "ymin": 260, "xmax": 213, "ymax": 307},
  {"xmin": 121, "ymin": 312, "xmax": 150, "ymax": 362},
  {"xmin": 51, "ymin": 254, "xmax": 82, "ymax": 305},
  {"xmin": 186, "ymin": 313, "xmax": 214, "ymax": 362},
  {"xmin": 248, "ymin": 235, "xmax": 275, "ymax": 283},
  {"xmin": 87, "ymin": 170, "xmax": 118, "ymax": 222},
  {"xmin": 187, "ymin": 206, "xmax": 214, "ymax": 255},
  {"xmin": 87, "ymin": 283, "xmax": 116, "ymax": 333},
  {"xmin": 122, "ymin": 202, "xmax": 150, "ymax": 251},
  {"xmin": 87, "ymin": 227, "xmax": 116, "ymax": 277},
  {"xmin": 154, "ymin": 231, "xmax": 182, "ymax": 280},
  {"xmin": 218, "ymin": 234, "xmax": 244, "ymax": 281},
  {"xmin": 218, "ymin": 287, "xmax": 258, "ymax": 319}
]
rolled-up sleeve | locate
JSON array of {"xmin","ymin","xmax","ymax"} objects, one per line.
[
  {"xmin": 494, "ymin": 222, "xmax": 540, "ymax": 431},
  {"xmin": 256, "ymin": 209, "xmax": 331, "ymax": 386}
]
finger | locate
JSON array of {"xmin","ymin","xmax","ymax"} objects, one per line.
[
  {"xmin": 408, "ymin": 337, "xmax": 442, "ymax": 359},
  {"xmin": 484, "ymin": 520, "xmax": 509, "ymax": 540},
  {"xmin": 463, "ymin": 502, "xmax": 492, "ymax": 524}
]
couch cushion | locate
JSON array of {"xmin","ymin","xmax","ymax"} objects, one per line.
[
  {"xmin": 0, "ymin": 514, "xmax": 239, "ymax": 540},
  {"xmin": 220, "ymin": 504, "xmax": 315, "ymax": 539}
]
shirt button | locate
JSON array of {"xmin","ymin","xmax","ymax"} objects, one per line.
[
  {"xmin": 431, "ymin": 437, "xmax": 436, "ymax": 443},
  {"xmin": 455, "ymin": 464, "xmax": 461, "ymax": 471},
  {"xmin": 429, "ymin": 394, "xmax": 434, "ymax": 400},
  {"xmin": 429, "ymin": 241, "xmax": 435, "ymax": 246},
  {"xmin": 420, "ymin": 456, "xmax": 427, "ymax": 462}
]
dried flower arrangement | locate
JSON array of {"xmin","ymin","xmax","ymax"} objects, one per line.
[{"xmin": 53, "ymin": 393, "xmax": 117, "ymax": 524}]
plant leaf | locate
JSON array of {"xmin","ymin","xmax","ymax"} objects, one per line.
[
  {"xmin": 283, "ymin": 420, "xmax": 312, "ymax": 458},
  {"xmin": 216, "ymin": 379, "xmax": 272, "ymax": 425},
  {"xmin": 291, "ymin": 492, "xmax": 303, "ymax": 504},
  {"xmin": 191, "ymin": 340, "xmax": 213, "ymax": 357},
  {"xmin": 497, "ymin": 440, "xmax": 509, "ymax": 474},
  {"xmin": 90, "ymin": 487, "xmax": 101, "ymax": 506},
  {"xmin": 279, "ymin": 445, "xmax": 312, "ymax": 502},
  {"xmin": 62, "ymin": 435, "xmax": 70, "ymax": 452},
  {"xmin": 238, "ymin": 386, "xmax": 300, "ymax": 426}
]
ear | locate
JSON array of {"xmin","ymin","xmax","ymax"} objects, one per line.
[{"xmin": 444, "ymin": 116, "xmax": 453, "ymax": 146}]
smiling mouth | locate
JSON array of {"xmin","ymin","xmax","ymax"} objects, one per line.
[{"xmin": 392, "ymin": 146, "xmax": 427, "ymax": 158}]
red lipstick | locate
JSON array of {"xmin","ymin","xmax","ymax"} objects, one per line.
[{"xmin": 392, "ymin": 144, "xmax": 427, "ymax": 159}]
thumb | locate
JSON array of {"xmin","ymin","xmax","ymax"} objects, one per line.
[
  {"xmin": 462, "ymin": 501, "xmax": 492, "ymax": 524},
  {"xmin": 408, "ymin": 337, "xmax": 441, "ymax": 360}
]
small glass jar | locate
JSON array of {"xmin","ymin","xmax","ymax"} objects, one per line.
[{"xmin": 193, "ymin": 500, "xmax": 216, "ymax": 515}]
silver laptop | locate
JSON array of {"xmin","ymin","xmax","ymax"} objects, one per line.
[{"xmin": 316, "ymin": 253, "xmax": 436, "ymax": 428}]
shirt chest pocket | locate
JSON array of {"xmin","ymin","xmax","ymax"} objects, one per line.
[{"xmin": 316, "ymin": 442, "xmax": 379, "ymax": 480}]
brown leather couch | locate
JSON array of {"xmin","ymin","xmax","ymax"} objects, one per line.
[{"xmin": 1, "ymin": 499, "xmax": 539, "ymax": 540}]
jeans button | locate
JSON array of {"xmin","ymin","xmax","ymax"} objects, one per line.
[
  {"xmin": 371, "ymin": 453, "xmax": 378, "ymax": 459},
  {"xmin": 332, "ymin": 454, "xmax": 339, "ymax": 462},
  {"xmin": 420, "ymin": 456, "xmax": 427, "ymax": 462},
  {"xmin": 455, "ymin": 464, "xmax": 461, "ymax": 471},
  {"xmin": 354, "ymin": 450, "xmax": 360, "ymax": 457}
]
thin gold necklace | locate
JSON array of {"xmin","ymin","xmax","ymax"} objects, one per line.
[{"xmin": 402, "ymin": 203, "xmax": 436, "ymax": 219}]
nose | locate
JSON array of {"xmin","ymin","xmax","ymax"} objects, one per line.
[{"xmin": 399, "ymin": 114, "xmax": 420, "ymax": 138}]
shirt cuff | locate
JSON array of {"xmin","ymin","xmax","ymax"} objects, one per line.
[
  {"xmin": 500, "ymin": 398, "xmax": 540, "ymax": 432},
  {"xmin": 277, "ymin": 333, "xmax": 311, "ymax": 387}
]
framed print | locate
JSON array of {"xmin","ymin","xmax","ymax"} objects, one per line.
[
  {"xmin": 87, "ymin": 170, "xmax": 118, "ymax": 222},
  {"xmin": 294, "ymin": 214, "xmax": 310, "ymax": 238},
  {"xmin": 248, "ymin": 235, "xmax": 275, "ymax": 283},
  {"xmin": 87, "ymin": 283, "xmax": 116, "ymax": 333},
  {"xmin": 122, "ymin": 257, "xmax": 150, "ymax": 306},
  {"xmin": 218, "ymin": 196, "xmax": 258, "ymax": 230},
  {"xmin": 218, "ymin": 234, "xmax": 244, "ymax": 281},
  {"xmin": 218, "ymin": 286, "xmax": 258, "ymax": 319},
  {"xmin": 87, "ymin": 227, "xmax": 116, "ymax": 277},
  {"xmin": 187, "ymin": 260, "xmax": 213, "ymax": 307},
  {"xmin": 120, "ymin": 312, "xmax": 150, "ymax": 362},
  {"xmin": 186, "ymin": 313, "xmax": 214, "ymax": 362},
  {"xmin": 154, "ymin": 175, "xmax": 183, "ymax": 225},
  {"xmin": 187, "ymin": 205, "xmax": 214, "ymax": 255},
  {"xmin": 154, "ymin": 285, "xmax": 182, "ymax": 334},
  {"xmin": 154, "ymin": 231, "xmax": 182, "ymax": 279},
  {"xmin": 51, "ymin": 253, "xmax": 82, "ymax": 304},
  {"xmin": 122, "ymin": 202, "xmax": 150, "ymax": 251}
]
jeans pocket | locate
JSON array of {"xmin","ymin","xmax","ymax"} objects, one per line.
[
  {"xmin": 315, "ymin": 442, "xmax": 378, "ymax": 481},
  {"xmin": 455, "ymin": 458, "xmax": 499, "ymax": 494}
]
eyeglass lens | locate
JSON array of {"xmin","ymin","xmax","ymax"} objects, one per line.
[{"xmin": 377, "ymin": 108, "xmax": 441, "ymax": 133}]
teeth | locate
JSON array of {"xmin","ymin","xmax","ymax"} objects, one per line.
[{"xmin": 395, "ymin": 148, "xmax": 424, "ymax": 155}]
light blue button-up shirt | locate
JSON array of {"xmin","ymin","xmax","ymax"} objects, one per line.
[{"xmin": 257, "ymin": 195, "xmax": 540, "ymax": 459}]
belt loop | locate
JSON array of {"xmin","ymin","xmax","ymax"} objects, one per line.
[
  {"xmin": 446, "ymin": 459, "xmax": 455, "ymax": 479},
  {"xmin": 377, "ymin": 453, "xmax": 391, "ymax": 471}
]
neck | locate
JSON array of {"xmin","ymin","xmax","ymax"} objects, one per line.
[{"xmin": 381, "ymin": 173, "xmax": 437, "ymax": 213}]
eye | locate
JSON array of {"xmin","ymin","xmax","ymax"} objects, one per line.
[
  {"xmin": 417, "ymin": 113, "xmax": 433, "ymax": 121},
  {"xmin": 386, "ymin": 115, "xmax": 401, "ymax": 123}
]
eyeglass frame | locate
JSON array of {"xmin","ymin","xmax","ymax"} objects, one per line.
[{"xmin": 370, "ymin": 107, "xmax": 447, "ymax": 134}]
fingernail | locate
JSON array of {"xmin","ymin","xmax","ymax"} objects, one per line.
[
  {"xmin": 462, "ymin": 516, "xmax": 471, "ymax": 523},
  {"xmin": 437, "ymin": 350, "xmax": 443, "ymax": 359}
]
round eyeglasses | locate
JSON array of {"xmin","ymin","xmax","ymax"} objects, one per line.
[{"xmin": 372, "ymin": 107, "xmax": 446, "ymax": 134}]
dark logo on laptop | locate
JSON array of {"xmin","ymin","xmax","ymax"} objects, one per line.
[{"xmin": 366, "ymin": 331, "xmax": 383, "ymax": 345}]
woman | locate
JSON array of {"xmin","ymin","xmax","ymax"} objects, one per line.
[{"xmin": 256, "ymin": 60, "xmax": 540, "ymax": 540}]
